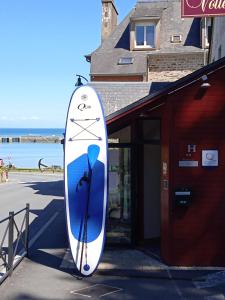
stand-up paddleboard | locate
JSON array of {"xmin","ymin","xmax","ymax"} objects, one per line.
[{"xmin": 64, "ymin": 85, "xmax": 108, "ymax": 277}]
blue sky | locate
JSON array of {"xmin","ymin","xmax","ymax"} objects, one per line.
[{"xmin": 0, "ymin": 0, "xmax": 136, "ymax": 128}]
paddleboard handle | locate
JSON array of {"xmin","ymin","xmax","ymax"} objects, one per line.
[{"xmin": 76, "ymin": 172, "xmax": 90, "ymax": 191}]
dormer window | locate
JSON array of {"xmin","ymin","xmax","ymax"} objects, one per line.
[{"xmin": 135, "ymin": 23, "xmax": 155, "ymax": 48}]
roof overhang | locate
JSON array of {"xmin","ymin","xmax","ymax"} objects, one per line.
[
  {"xmin": 130, "ymin": 16, "xmax": 160, "ymax": 21},
  {"xmin": 106, "ymin": 56, "xmax": 225, "ymax": 134},
  {"xmin": 91, "ymin": 73, "xmax": 145, "ymax": 77}
]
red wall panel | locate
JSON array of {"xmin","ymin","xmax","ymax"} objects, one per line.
[{"xmin": 167, "ymin": 68, "xmax": 225, "ymax": 266}]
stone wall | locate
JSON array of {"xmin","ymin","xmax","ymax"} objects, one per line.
[
  {"xmin": 148, "ymin": 53, "xmax": 205, "ymax": 82},
  {"xmin": 148, "ymin": 70, "xmax": 193, "ymax": 82}
]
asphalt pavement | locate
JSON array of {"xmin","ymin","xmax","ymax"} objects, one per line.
[
  {"xmin": 1, "ymin": 173, "xmax": 225, "ymax": 299},
  {"xmin": 0, "ymin": 171, "xmax": 63, "ymax": 221}
]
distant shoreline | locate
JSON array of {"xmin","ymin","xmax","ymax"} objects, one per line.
[
  {"xmin": 0, "ymin": 135, "xmax": 64, "ymax": 144},
  {"xmin": 8, "ymin": 167, "xmax": 63, "ymax": 173},
  {"xmin": 0, "ymin": 129, "xmax": 64, "ymax": 169},
  {"xmin": 0, "ymin": 128, "xmax": 64, "ymax": 137}
]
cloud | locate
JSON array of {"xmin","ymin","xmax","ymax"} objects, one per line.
[
  {"xmin": 0, "ymin": 116, "xmax": 15, "ymax": 121},
  {"xmin": 19, "ymin": 116, "xmax": 40, "ymax": 121},
  {"xmin": 0, "ymin": 116, "xmax": 41, "ymax": 121},
  {"xmin": 1, "ymin": 116, "xmax": 8, "ymax": 120},
  {"xmin": 30, "ymin": 116, "xmax": 40, "ymax": 120}
]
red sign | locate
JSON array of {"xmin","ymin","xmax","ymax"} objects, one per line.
[{"xmin": 182, "ymin": 0, "xmax": 225, "ymax": 17}]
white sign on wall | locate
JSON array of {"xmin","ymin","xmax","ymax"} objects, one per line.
[
  {"xmin": 202, "ymin": 150, "xmax": 218, "ymax": 167},
  {"xmin": 179, "ymin": 160, "xmax": 199, "ymax": 167}
]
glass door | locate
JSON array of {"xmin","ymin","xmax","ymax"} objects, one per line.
[{"xmin": 107, "ymin": 147, "xmax": 132, "ymax": 244}]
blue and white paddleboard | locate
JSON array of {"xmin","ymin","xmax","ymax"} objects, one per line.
[{"xmin": 64, "ymin": 85, "xmax": 108, "ymax": 277}]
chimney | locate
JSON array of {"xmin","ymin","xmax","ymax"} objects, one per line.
[{"xmin": 101, "ymin": 0, "xmax": 118, "ymax": 42}]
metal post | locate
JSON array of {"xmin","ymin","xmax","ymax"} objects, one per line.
[
  {"xmin": 25, "ymin": 204, "xmax": 30, "ymax": 257},
  {"xmin": 8, "ymin": 211, "xmax": 14, "ymax": 275}
]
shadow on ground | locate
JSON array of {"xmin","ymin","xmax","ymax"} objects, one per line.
[{"xmin": 21, "ymin": 179, "xmax": 64, "ymax": 197}]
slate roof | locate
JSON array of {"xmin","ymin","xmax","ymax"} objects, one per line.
[
  {"xmin": 88, "ymin": 81, "xmax": 170, "ymax": 116},
  {"xmin": 106, "ymin": 56, "xmax": 225, "ymax": 130},
  {"xmin": 88, "ymin": 0, "xmax": 203, "ymax": 77},
  {"xmin": 131, "ymin": 6, "xmax": 165, "ymax": 19},
  {"xmin": 90, "ymin": 11, "xmax": 141, "ymax": 76}
]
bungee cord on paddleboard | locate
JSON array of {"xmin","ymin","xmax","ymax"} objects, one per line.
[{"xmin": 69, "ymin": 118, "xmax": 102, "ymax": 141}]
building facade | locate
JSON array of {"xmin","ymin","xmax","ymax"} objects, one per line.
[
  {"xmin": 107, "ymin": 57, "xmax": 225, "ymax": 266},
  {"xmin": 82, "ymin": 1, "xmax": 225, "ymax": 266},
  {"xmin": 87, "ymin": 0, "xmax": 208, "ymax": 83}
]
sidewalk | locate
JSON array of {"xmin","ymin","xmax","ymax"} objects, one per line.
[{"xmin": 1, "ymin": 207, "xmax": 225, "ymax": 300}]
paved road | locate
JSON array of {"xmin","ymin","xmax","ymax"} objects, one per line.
[
  {"xmin": 0, "ymin": 172, "xmax": 64, "ymax": 270},
  {"xmin": 1, "ymin": 173, "xmax": 225, "ymax": 299},
  {"xmin": 0, "ymin": 172, "xmax": 64, "ymax": 221}
]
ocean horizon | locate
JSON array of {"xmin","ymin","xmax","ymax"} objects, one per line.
[
  {"xmin": 0, "ymin": 128, "xmax": 64, "ymax": 168},
  {"xmin": 0, "ymin": 128, "xmax": 64, "ymax": 137}
]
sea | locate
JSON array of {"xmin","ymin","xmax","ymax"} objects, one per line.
[{"xmin": 0, "ymin": 128, "xmax": 64, "ymax": 169}]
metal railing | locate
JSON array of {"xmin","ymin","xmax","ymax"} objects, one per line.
[{"xmin": 0, "ymin": 204, "xmax": 29, "ymax": 284}]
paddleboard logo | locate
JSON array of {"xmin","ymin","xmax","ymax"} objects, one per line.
[{"xmin": 78, "ymin": 103, "xmax": 91, "ymax": 112}]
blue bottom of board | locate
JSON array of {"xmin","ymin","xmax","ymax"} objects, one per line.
[{"xmin": 67, "ymin": 145, "xmax": 105, "ymax": 243}]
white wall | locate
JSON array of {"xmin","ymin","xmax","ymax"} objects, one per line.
[{"xmin": 210, "ymin": 17, "xmax": 225, "ymax": 62}]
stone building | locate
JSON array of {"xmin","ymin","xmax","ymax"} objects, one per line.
[{"xmin": 87, "ymin": 0, "xmax": 208, "ymax": 84}]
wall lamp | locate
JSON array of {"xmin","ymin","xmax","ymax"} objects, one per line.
[
  {"xmin": 75, "ymin": 74, "xmax": 88, "ymax": 87},
  {"xmin": 194, "ymin": 75, "xmax": 211, "ymax": 100},
  {"xmin": 200, "ymin": 75, "xmax": 211, "ymax": 89},
  {"xmin": 139, "ymin": 113, "xmax": 148, "ymax": 118},
  {"xmin": 201, "ymin": 82, "xmax": 211, "ymax": 89}
]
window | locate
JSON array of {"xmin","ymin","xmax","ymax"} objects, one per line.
[
  {"xmin": 170, "ymin": 34, "xmax": 182, "ymax": 43},
  {"xmin": 109, "ymin": 126, "xmax": 131, "ymax": 143},
  {"xmin": 135, "ymin": 23, "xmax": 155, "ymax": 48},
  {"xmin": 142, "ymin": 119, "xmax": 160, "ymax": 142},
  {"xmin": 118, "ymin": 57, "xmax": 134, "ymax": 65}
]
